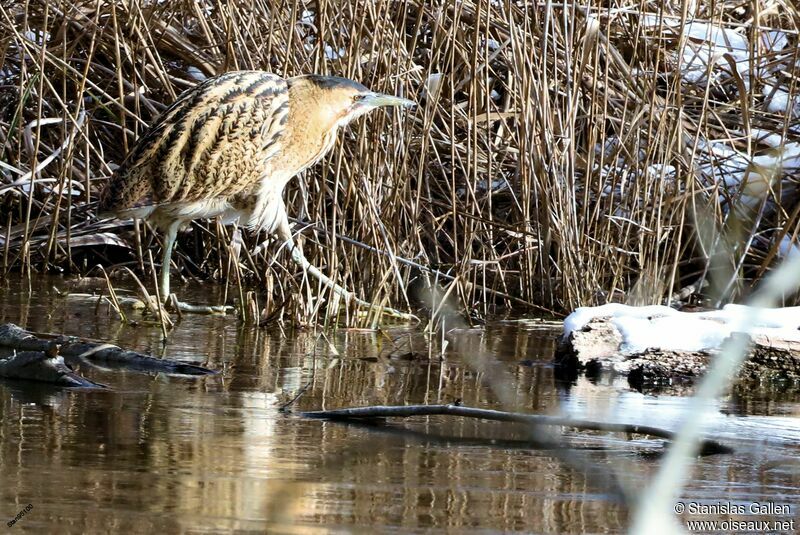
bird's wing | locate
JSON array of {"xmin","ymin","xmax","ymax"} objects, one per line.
[{"xmin": 100, "ymin": 71, "xmax": 289, "ymax": 213}]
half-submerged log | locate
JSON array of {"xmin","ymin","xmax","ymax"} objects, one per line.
[
  {"xmin": 556, "ymin": 316, "xmax": 800, "ymax": 389},
  {"xmin": 301, "ymin": 403, "xmax": 732, "ymax": 455},
  {"xmin": 0, "ymin": 323, "xmax": 216, "ymax": 376},
  {"xmin": 0, "ymin": 350, "xmax": 105, "ymax": 388}
]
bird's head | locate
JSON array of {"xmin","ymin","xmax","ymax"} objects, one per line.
[{"xmin": 290, "ymin": 74, "xmax": 415, "ymax": 129}]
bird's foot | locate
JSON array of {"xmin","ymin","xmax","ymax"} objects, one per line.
[{"xmin": 165, "ymin": 294, "xmax": 233, "ymax": 315}]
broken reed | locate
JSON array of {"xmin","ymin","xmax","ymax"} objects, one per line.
[{"xmin": 1, "ymin": 0, "xmax": 798, "ymax": 323}]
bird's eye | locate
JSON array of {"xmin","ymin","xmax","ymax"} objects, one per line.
[{"xmin": 353, "ymin": 94, "xmax": 367, "ymax": 102}]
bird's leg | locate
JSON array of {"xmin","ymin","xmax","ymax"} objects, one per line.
[
  {"xmin": 159, "ymin": 221, "xmax": 178, "ymax": 300},
  {"xmin": 274, "ymin": 214, "xmax": 418, "ymax": 323},
  {"xmin": 159, "ymin": 221, "xmax": 232, "ymax": 315}
]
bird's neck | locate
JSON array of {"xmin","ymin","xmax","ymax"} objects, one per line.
[{"xmin": 282, "ymin": 94, "xmax": 341, "ymax": 173}]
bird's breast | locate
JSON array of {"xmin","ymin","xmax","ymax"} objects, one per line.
[{"xmin": 230, "ymin": 115, "xmax": 341, "ymax": 232}]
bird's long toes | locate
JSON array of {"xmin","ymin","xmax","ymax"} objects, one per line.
[
  {"xmin": 167, "ymin": 297, "xmax": 233, "ymax": 316},
  {"xmin": 385, "ymin": 308, "xmax": 421, "ymax": 324},
  {"xmin": 351, "ymin": 299, "xmax": 419, "ymax": 324}
]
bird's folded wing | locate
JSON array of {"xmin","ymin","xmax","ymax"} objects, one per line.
[{"xmin": 100, "ymin": 71, "xmax": 290, "ymax": 213}]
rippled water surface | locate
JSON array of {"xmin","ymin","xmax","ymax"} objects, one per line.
[{"xmin": 1, "ymin": 276, "xmax": 798, "ymax": 533}]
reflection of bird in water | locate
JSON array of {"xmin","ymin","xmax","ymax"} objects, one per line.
[{"xmin": 99, "ymin": 71, "xmax": 416, "ymax": 319}]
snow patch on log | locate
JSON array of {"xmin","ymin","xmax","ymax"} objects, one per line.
[
  {"xmin": 557, "ymin": 305, "xmax": 800, "ymax": 389},
  {"xmin": 563, "ymin": 303, "xmax": 800, "ymax": 353}
]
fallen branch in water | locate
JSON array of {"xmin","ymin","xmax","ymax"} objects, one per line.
[
  {"xmin": 301, "ymin": 404, "xmax": 733, "ymax": 455},
  {"xmin": 0, "ymin": 350, "xmax": 106, "ymax": 388},
  {"xmin": 0, "ymin": 323, "xmax": 216, "ymax": 376}
]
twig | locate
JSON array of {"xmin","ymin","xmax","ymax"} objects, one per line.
[
  {"xmin": 97, "ymin": 264, "xmax": 127, "ymax": 322},
  {"xmin": 278, "ymin": 381, "xmax": 313, "ymax": 413},
  {"xmin": 300, "ymin": 404, "xmax": 732, "ymax": 455}
]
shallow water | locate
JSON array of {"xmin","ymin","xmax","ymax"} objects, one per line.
[{"xmin": 1, "ymin": 276, "xmax": 798, "ymax": 533}]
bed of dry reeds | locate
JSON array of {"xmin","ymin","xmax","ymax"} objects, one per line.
[{"xmin": 1, "ymin": 0, "xmax": 799, "ymax": 324}]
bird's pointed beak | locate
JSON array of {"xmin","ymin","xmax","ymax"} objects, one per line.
[{"xmin": 364, "ymin": 92, "xmax": 416, "ymax": 108}]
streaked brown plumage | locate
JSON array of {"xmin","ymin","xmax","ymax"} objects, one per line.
[{"xmin": 100, "ymin": 71, "xmax": 415, "ymax": 318}]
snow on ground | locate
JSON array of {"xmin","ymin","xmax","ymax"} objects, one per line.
[
  {"xmin": 694, "ymin": 138, "xmax": 800, "ymax": 213},
  {"xmin": 639, "ymin": 17, "xmax": 791, "ymax": 88},
  {"xmin": 563, "ymin": 303, "xmax": 800, "ymax": 353},
  {"xmin": 764, "ymin": 83, "xmax": 800, "ymax": 119},
  {"xmin": 677, "ymin": 22, "xmax": 750, "ymax": 86},
  {"xmin": 590, "ymin": 19, "xmax": 799, "ymax": 219},
  {"xmin": 778, "ymin": 234, "xmax": 800, "ymax": 261}
]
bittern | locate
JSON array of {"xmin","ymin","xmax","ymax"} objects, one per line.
[{"xmin": 99, "ymin": 71, "xmax": 415, "ymax": 319}]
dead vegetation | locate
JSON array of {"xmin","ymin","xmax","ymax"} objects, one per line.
[{"xmin": 1, "ymin": 1, "xmax": 799, "ymax": 324}]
